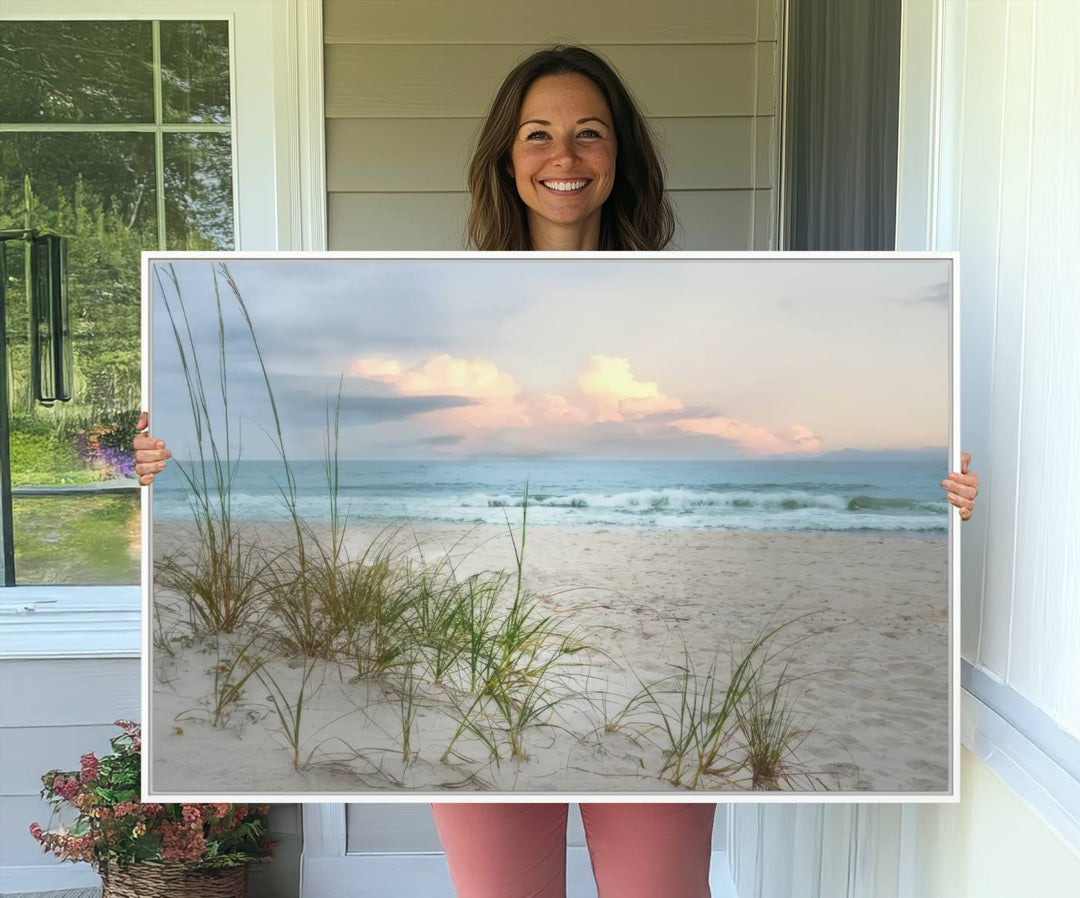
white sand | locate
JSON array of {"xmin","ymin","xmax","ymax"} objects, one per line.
[{"xmin": 150, "ymin": 521, "xmax": 950, "ymax": 795}]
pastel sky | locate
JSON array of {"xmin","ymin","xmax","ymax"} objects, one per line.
[{"xmin": 150, "ymin": 258, "xmax": 951, "ymax": 460}]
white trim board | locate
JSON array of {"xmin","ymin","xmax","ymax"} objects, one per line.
[
  {"xmin": 0, "ymin": 587, "xmax": 139, "ymax": 659},
  {"xmin": 961, "ymin": 688, "xmax": 1080, "ymax": 853}
]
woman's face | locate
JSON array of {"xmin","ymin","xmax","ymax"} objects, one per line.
[{"xmin": 509, "ymin": 73, "xmax": 617, "ymax": 243}]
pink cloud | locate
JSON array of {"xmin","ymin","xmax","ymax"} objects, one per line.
[
  {"xmin": 346, "ymin": 353, "xmax": 688, "ymax": 445},
  {"xmin": 577, "ymin": 356, "xmax": 683, "ymax": 421},
  {"xmin": 668, "ymin": 417, "xmax": 823, "ymax": 455},
  {"xmin": 349, "ymin": 353, "xmax": 518, "ymax": 399}
]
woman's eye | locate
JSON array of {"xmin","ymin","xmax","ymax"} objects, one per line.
[
  {"xmin": 578, "ymin": 129, "xmax": 602, "ymax": 138},
  {"xmin": 525, "ymin": 130, "xmax": 550, "ymax": 140}
]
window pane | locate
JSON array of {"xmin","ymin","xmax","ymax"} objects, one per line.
[
  {"xmin": 0, "ymin": 18, "xmax": 235, "ymax": 586},
  {"xmin": 160, "ymin": 20, "xmax": 232, "ymax": 124},
  {"xmin": 0, "ymin": 21, "xmax": 154, "ymax": 124},
  {"xmin": 13, "ymin": 494, "xmax": 140, "ymax": 585},
  {"xmin": 164, "ymin": 132, "xmax": 235, "ymax": 250},
  {"xmin": 2, "ymin": 132, "xmax": 152, "ymax": 585},
  {"xmin": 1, "ymin": 132, "xmax": 156, "ymax": 422}
]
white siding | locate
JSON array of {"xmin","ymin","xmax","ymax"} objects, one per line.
[
  {"xmin": 898, "ymin": 0, "xmax": 1080, "ymax": 735},
  {"xmin": 0, "ymin": 659, "xmax": 140, "ymax": 873}
]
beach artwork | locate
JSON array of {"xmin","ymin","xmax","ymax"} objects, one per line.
[{"xmin": 147, "ymin": 256, "xmax": 954, "ymax": 797}]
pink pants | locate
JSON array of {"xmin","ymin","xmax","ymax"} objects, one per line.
[{"xmin": 430, "ymin": 803, "xmax": 716, "ymax": 898}]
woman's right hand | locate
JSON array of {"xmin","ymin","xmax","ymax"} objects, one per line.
[{"xmin": 133, "ymin": 411, "xmax": 171, "ymax": 486}]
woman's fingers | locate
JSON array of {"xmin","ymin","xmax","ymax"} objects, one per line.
[
  {"xmin": 132, "ymin": 412, "xmax": 169, "ymax": 486},
  {"xmin": 134, "ymin": 447, "xmax": 169, "ymax": 463},
  {"xmin": 941, "ymin": 476, "xmax": 978, "ymax": 500},
  {"xmin": 133, "ymin": 433, "xmax": 167, "ymax": 450},
  {"xmin": 942, "ymin": 458, "xmax": 978, "ymax": 522},
  {"xmin": 946, "ymin": 493, "xmax": 975, "ymax": 511}
]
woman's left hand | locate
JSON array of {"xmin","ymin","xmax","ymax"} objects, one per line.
[{"xmin": 942, "ymin": 451, "xmax": 979, "ymax": 522}]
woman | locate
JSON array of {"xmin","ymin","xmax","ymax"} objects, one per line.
[{"xmin": 135, "ymin": 45, "xmax": 979, "ymax": 898}]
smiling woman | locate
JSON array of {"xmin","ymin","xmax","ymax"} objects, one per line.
[{"xmin": 466, "ymin": 45, "xmax": 674, "ymax": 251}]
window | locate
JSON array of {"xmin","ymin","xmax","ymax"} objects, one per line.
[{"xmin": 0, "ymin": 18, "xmax": 235, "ymax": 585}]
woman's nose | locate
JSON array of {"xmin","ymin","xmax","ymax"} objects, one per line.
[{"xmin": 549, "ymin": 134, "xmax": 579, "ymax": 166}]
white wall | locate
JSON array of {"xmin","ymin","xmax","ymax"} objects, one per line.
[{"xmin": 898, "ymin": 749, "xmax": 1080, "ymax": 898}]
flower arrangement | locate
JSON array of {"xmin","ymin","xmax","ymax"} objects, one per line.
[{"xmin": 30, "ymin": 720, "xmax": 274, "ymax": 876}]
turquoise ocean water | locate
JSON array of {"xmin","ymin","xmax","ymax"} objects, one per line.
[{"xmin": 154, "ymin": 459, "xmax": 948, "ymax": 539}]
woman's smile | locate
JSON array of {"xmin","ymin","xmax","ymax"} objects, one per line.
[{"xmin": 540, "ymin": 178, "xmax": 592, "ymax": 193}]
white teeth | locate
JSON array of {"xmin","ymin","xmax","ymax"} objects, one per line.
[{"xmin": 542, "ymin": 179, "xmax": 588, "ymax": 192}]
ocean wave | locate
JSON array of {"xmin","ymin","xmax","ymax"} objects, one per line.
[{"xmin": 459, "ymin": 488, "xmax": 941, "ymax": 515}]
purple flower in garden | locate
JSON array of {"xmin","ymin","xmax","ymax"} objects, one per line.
[{"xmin": 96, "ymin": 446, "xmax": 136, "ymax": 479}]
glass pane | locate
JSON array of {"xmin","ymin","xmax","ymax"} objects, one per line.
[
  {"xmin": 160, "ymin": 20, "xmax": 232, "ymax": 124},
  {"xmin": 2, "ymin": 130, "xmax": 150, "ymax": 582},
  {"xmin": 0, "ymin": 21, "xmax": 154, "ymax": 124},
  {"xmin": 1, "ymin": 132, "xmax": 155, "ymax": 433},
  {"xmin": 13, "ymin": 494, "xmax": 140, "ymax": 585},
  {"xmin": 163, "ymin": 132, "xmax": 235, "ymax": 250}
]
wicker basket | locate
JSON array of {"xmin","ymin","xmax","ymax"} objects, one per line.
[{"xmin": 100, "ymin": 862, "xmax": 247, "ymax": 898}]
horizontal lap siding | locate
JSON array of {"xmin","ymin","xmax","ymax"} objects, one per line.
[
  {"xmin": 325, "ymin": 44, "xmax": 761, "ymax": 118},
  {"xmin": 324, "ymin": 0, "xmax": 781, "ymax": 251},
  {"xmin": 0, "ymin": 658, "xmax": 139, "ymax": 868},
  {"xmin": 327, "ymin": 117, "xmax": 769, "ymax": 192},
  {"xmin": 324, "ymin": 0, "xmax": 761, "ymax": 45}
]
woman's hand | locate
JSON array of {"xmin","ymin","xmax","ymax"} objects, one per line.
[
  {"xmin": 942, "ymin": 451, "xmax": 979, "ymax": 521},
  {"xmin": 133, "ymin": 411, "xmax": 171, "ymax": 487}
]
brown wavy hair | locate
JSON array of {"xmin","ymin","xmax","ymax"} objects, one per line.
[{"xmin": 467, "ymin": 45, "xmax": 675, "ymax": 251}]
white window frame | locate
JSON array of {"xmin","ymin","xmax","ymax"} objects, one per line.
[{"xmin": 0, "ymin": 0, "xmax": 326, "ymax": 660}]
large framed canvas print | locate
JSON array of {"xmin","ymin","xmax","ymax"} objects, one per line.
[{"xmin": 142, "ymin": 252, "xmax": 958, "ymax": 802}]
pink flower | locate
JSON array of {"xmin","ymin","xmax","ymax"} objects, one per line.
[
  {"xmin": 181, "ymin": 805, "xmax": 202, "ymax": 824},
  {"xmin": 52, "ymin": 777, "xmax": 80, "ymax": 801},
  {"xmin": 160, "ymin": 821, "xmax": 205, "ymax": 863},
  {"xmin": 29, "ymin": 822, "xmax": 44, "ymax": 842},
  {"xmin": 80, "ymin": 753, "xmax": 99, "ymax": 782}
]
